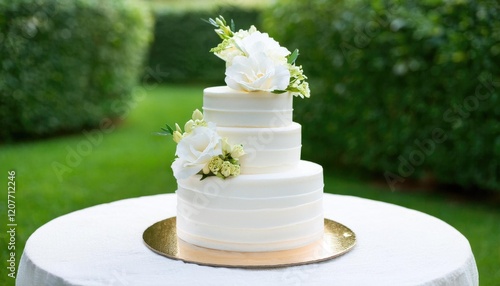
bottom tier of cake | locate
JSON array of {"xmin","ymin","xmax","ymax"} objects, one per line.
[{"xmin": 175, "ymin": 160, "xmax": 324, "ymax": 252}]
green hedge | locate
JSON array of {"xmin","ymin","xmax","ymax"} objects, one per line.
[
  {"xmin": 146, "ymin": 7, "xmax": 260, "ymax": 84},
  {"xmin": 0, "ymin": 0, "xmax": 153, "ymax": 141},
  {"xmin": 264, "ymin": 0, "xmax": 500, "ymax": 191}
]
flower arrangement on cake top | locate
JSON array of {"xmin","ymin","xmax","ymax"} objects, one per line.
[
  {"xmin": 159, "ymin": 109, "xmax": 244, "ymax": 180},
  {"xmin": 208, "ymin": 16, "xmax": 310, "ymax": 99}
]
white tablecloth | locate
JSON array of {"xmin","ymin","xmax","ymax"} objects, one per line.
[{"xmin": 16, "ymin": 194, "xmax": 478, "ymax": 286}]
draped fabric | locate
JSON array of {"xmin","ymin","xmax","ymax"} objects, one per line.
[{"xmin": 17, "ymin": 194, "xmax": 478, "ymax": 286}]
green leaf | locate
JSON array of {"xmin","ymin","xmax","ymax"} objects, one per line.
[
  {"xmin": 272, "ymin": 90, "xmax": 287, "ymax": 94},
  {"xmin": 288, "ymin": 49, "xmax": 299, "ymax": 64},
  {"xmin": 157, "ymin": 124, "xmax": 174, "ymax": 136},
  {"xmin": 204, "ymin": 17, "xmax": 219, "ymax": 28},
  {"xmin": 230, "ymin": 19, "xmax": 235, "ymax": 32}
]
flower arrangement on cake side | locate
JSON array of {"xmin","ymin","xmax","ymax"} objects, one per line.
[
  {"xmin": 208, "ymin": 16, "xmax": 310, "ymax": 99},
  {"xmin": 159, "ymin": 109, "xmax": 245, "ymax": 180}
]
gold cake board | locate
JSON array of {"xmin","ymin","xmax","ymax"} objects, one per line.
[{"xmin": 143, "ymin": 217, "xmax": 356, "ymax": 268}]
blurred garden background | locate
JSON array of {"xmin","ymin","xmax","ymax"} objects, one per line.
[{"xmin": 1, "ymin": 0, "xmax": 499, "ymax": 284}]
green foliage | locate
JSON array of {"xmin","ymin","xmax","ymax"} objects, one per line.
[
  {"xmin": 0, "ymin": 0, "xmax": 153, "ymax": 141},
  {"xmin": 264, "ymin": 0, "xmax": 500, "ymax": 191},
  {"xmin": 146, "ymin": 7, "xmax": 260, "ymax": 84}
]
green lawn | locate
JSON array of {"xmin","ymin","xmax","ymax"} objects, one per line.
[{"xmin": 1, "ymin": 84, "xmax": 499, "ymax": 285}]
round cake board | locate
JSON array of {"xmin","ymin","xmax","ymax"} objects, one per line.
[{"xmin": 143, "ymin": 217, "xmax": 356, "ymax": 268}]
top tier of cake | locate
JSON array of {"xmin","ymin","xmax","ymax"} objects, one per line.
[
  {"xmin": 203, "ymin": 86, "xmax": 293, "ymax": 128},
  {"xmin": 203, "ymin": 86, "xmax": 301, "ymax": 174}
]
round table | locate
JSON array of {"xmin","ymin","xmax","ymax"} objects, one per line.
[{"xmin": 16, "ymin": 194, "xmax": 478, "ymax": 286}]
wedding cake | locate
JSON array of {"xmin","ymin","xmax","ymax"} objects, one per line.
[{"xmin": 162, "ymin": 17, "xmax": 324, "ymax": 252}]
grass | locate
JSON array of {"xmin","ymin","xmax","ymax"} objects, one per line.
[{"xmin": 1, "ymin": 84, "xmax": 499, "ymax": 285}]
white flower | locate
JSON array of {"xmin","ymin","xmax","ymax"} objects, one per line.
[
  {"xmin": 192, "ymin": 109, "xmax": 204, "ymax": 121},
  {"xmin": 202, "ymin": 163, "xmax": 210, "ymax": 174},
  {"xmin": 172, "ymin": 126, "xmax": 222, "ymax": 179},
  {"xmin": 221, "ymin": 138, "xmax": 232, "ymax": 154},
  {"xmin": 225, "ymin": 53, "xmax": 291, "ymax": 92},
  {"xmin": 173, "ymin": 131, "xmax": 183, "ymax": 143},
  {"xmin": 216, "ymin": 46, "xmax": 244, "ymax": 66},
  {"xmin": 235, "ymin": 30, "xmax": 290, "ymax": 65},
  {"xmin": 209, "ymin": 16, "xmax": 310, "ymax": 98},
  {"xmin": 220, "ymin": 161, "xmax": 232, "ymax": 177},
  {"xmin": 231, "ymin": 164, "xmax": 240, "ymax": 176},
  {"xmin": 234, "ymin": 25, "xmax": 256, "ymax": 39},
  {"xmin": 230, "ymin": 145, "xmax": 245, "ymax": 158},
  {"xmin": 184, "ymin": 120, "xmax": 195, "ymax": 133},
  {"xmin": 208, "ymin": 156, "xmax": 224, "ymax": 174},
  {"xmin": 175, "ymin": 123, "xmax": 182, "ymax": 133},
  {"xmin": 214, "ymin": 26, "xmax": 257, "ymax": 64}
]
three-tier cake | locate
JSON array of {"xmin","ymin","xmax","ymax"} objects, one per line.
[
  {"xmin": 176, "ymin": 87, "xmax": 324, "ymax": 252},
  {"xmin": 164, "ymin": 16, "xmax": 324, "ymax": 252}
]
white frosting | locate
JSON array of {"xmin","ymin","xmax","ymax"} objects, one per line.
[
  {"xmin": 203, "ymin": 86, "xmax": 292, "ymax": 127},
  {"xmin": 216, "ymin": 123, "xmax": 301, "ymax": 174},
  {"xmin": 176, "ymin": 161, "xmax": 324, "ymax": 252},
  {"xmin": 174, "ymin": 86, "xmax": 324, "ymax": 252}
]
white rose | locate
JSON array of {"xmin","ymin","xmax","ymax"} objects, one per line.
[
  {"xmin": 208, "ymin": 156, "xmax": 224, "ymax": 174},
  {"xmin": 216, "ymin": 46, "xmax": 244, "ymax": 66},
  {"xmin": 171, "ymin": 126, "xmax": 222, "ymax": 180},
  {"xmin": 225, "ymin": 53, "xmax": 291, "ymax": 92},
  {"xmin": 231, "ymin": 164, "xmax": 241, "ymax": 176},
  {"xmin": 235, "ymin": 30, "xmax": 290, "ymax": 65},
  {"xmin": 214, "ymin": 28, "xmax": 254, "ymax": 64},
  {"xmin": 234, "ymin": 25, "xmax": 256, "ymax": 39},
  {"xmin": 220, "ymin": 161, "xmax": 232, "ymax": 177}
]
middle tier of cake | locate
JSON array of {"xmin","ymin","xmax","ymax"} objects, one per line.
[{"xmin": 217, "ymin": 123, "xmax": 301, "ymax": 174}]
